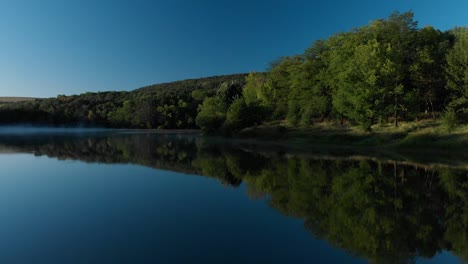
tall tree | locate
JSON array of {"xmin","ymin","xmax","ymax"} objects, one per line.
[
  {"xmin": 445, "ymin": 27, "xmax": 468, "ymax": 123},
  {"xmin": 287, "ymin": 41, "xmax": 331, "ymax": 126},
  {"xmin": 266, "ymin": 56, "xmax": 303, "ymax": 119},
  {"xmin": 329, "ymin": 12, "xmax": 419, "ymax": 129},
  {"xmin": 195, "ymin": 97, "xmax": 227, "ymax": 132},
  {"xmin": 411, "ymin": 26, "xmax": 451, "ymax": 118}
]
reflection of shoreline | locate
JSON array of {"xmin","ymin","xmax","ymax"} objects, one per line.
[
  {"xmin": 0, "ymin": 135, "xmax": 204, "ymax": 176},
  {"xmin": 0, "ymin": 148, "xmax": 27, "ymax": 154},
  {"xmin": 285, "ymin": 154, "xmax": 468, "ymax": 171},
  {"xmin": 195, "ymin": 136, "xmax": 468, "ymax": 170},
  {"xmin": 0, "ymin": 132, "xmax": 466, "ymax": 262},
  {"xmin": 0, "ymin": 133, "xmax": 466, "ymax": 171}
]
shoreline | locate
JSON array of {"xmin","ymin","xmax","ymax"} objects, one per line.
[
  {"xmin": 232, "ymin": 120, "xmax": 468, "ymax": 149},
  {"xmin": 0, "ymin": 124, "xmax": 466, "ymax": 168}
]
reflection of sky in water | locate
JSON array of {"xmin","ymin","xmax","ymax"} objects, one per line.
[
  {"xmin": 0, "ymin": 154, "xmax": 366, "ymax": 264},
  {"xmin": 0, "ymin": 132, "xmax": 465, "ymax": 264},
  {"xmin": 418, "ymin": 251, "xmax": 463, "ymax": 264}
]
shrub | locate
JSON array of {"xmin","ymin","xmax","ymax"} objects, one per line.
[{"xmin": 442, "ymin": 109, "xmax": 458, "ymax": 133}]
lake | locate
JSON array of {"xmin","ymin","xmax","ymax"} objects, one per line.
[{"xmin": 0, "ymin": 129, "xmax": 466, "ymax": 263}]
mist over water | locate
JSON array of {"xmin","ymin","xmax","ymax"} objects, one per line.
[{"xmin": 0, "ymin": 125, "xmax": 117, "ymax": 135}]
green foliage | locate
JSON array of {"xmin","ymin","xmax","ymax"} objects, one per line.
[
  {"xmin": 445, "ymin": 27, "xmax": 468, "ymax": 123},
  {"xmin": 329, "ymin": 12, "xmax": 421, "ymax": 129},
  {"xmin": 287, "ymin": 100, "xmax": 301, "ymax": 126},
  {"xmin": 195, "ymin": 97, "xmax": 227, "ymax": 132},
  {"xmin": 191, "ymin": 89, "xmax": 207, "ymax": 101},
  {"xmin": 289, "ymin": 40, "xmax": 331, "ymax": 124},
  {"xmin": 446, "ymin": 27, "xmax": 468, "ymax": 96},
  {"xmin": 267, "ymin": 56, "xmax": 303, "ymax": 119},
  {"xmin": 109, "ymin": 99, "xmax": 133, "ymax": 126},
  {"xmin": 0, "ymin": 11, "xmax": 466, "ymax": 133},
  {"xmin": 332, "ymin": 38, "xmax": 389, "ymax": 130},
  {"xmin": 0, "ymin": 74, "xmax": 247, "ymax": 129},
  {"xmin": 410, "ymin": 26, "xmax": 451, "ymax": 116},
  {"xmin": 226, "ymin": 97, "xmax": 248, "ymax": 130},
  {"xmin": 226, "ymin": 97, "xmax": 267, "ymax": 131},
  {"xmin": 216, "ymin": 80, "xmax": 244, "ymax": 105},
  {"xmin": 300, "ymin": 105, "xmax": 314, "ymax": 127},
  {"xmin": 442, "ymin": 108, "xmax": 459, "ymax": 132},
  {"xmin": 243, "ymin": 72, "xmax": 270, "ymax": 106}
]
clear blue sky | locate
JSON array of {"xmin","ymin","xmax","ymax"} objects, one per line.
[{"xmin": 0, "ymin": 0, "xmax": 466, "ymax": 97}]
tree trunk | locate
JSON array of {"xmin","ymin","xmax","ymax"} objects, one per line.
[
  {"xmin": 394, "ymin": 94, "xmax": 398, "ymax": 127},
  {"xmin": 429, "ymin": 99, "xmax": 435, "ymax": 119},
  {"xmin": 394, "ymin": 161, "xmax": 397, "ymax": 211},
  {"xmin": 429, "ymin": 82, "xmax": 435, "ymax": 119}
]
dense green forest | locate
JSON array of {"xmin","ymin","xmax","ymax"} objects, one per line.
[
  {"xmin": 0, "ymin": 74, "xmax": 247, "ymax": 129},
  {"xmin": 0, "ymin": 12, "xmax": 466, "ymax": 133},
  {"xmin": 198, "ymin": 12, "xmax": 467, "ymax": 132},
  {"xmin": 0, "ymin": 133, "xmax": 466, "ymax": 263}
]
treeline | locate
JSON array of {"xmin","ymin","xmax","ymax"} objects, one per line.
[
  {"xmin": 0, "ymin": 74, "xmax": 247, "ymax": 129},
  {"xmin": 197, "ymin": 12, "xmax": 467, "ymax": 132},
  {"xmin": 0, "ymin": 12, "xmax": 466, "ymax": 132}
]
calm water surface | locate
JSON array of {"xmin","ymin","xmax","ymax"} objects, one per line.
[{"xmin": 0, "ymin": 130, "xmax": 466, "ymax": 263}]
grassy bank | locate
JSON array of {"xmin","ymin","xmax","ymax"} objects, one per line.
[{"xmin": 236, "ymin": 119, "xmax": 468, "ymax": 150}]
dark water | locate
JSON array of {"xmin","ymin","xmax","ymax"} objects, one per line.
[{"xmin": 0, "ymin": 130, "xmax": 466, "ymax": 264}]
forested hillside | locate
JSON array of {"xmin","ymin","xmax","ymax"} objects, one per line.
[
  {"xmin": 0, "ymin": 97, "xmax": 37, "ymax": 103},
  {"xmin": 0, "ymin": 12, "xmax": 466, "ymax": 133},
  {"xmin": 0, "ymin": 74, "xmax": 247, "ymax": 128}
]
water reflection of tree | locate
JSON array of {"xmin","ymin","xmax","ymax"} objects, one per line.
[
  {"xmin": 0, "ymin": 134, "xmax": 466, "ymax": 263},
  {"xmin": 192, "ymin": 143, "xmax": 467, "ymax": 263}
]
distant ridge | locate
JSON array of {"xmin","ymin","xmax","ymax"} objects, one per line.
[
  {"xmin": 135, "ymin": 73, "xmax": 248, "ymax": 94},
  {"xmin": 0, "ymin": 73, "xmax": 249, "ymax": 129},
  {"xmin": 0, "ymin": 97, "xmax": 37, "ymax": 103}
]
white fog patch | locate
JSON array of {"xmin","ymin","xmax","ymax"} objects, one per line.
[{"xmin": 0, "ymin": 126, "xmax": 118, "ymax": 135}]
